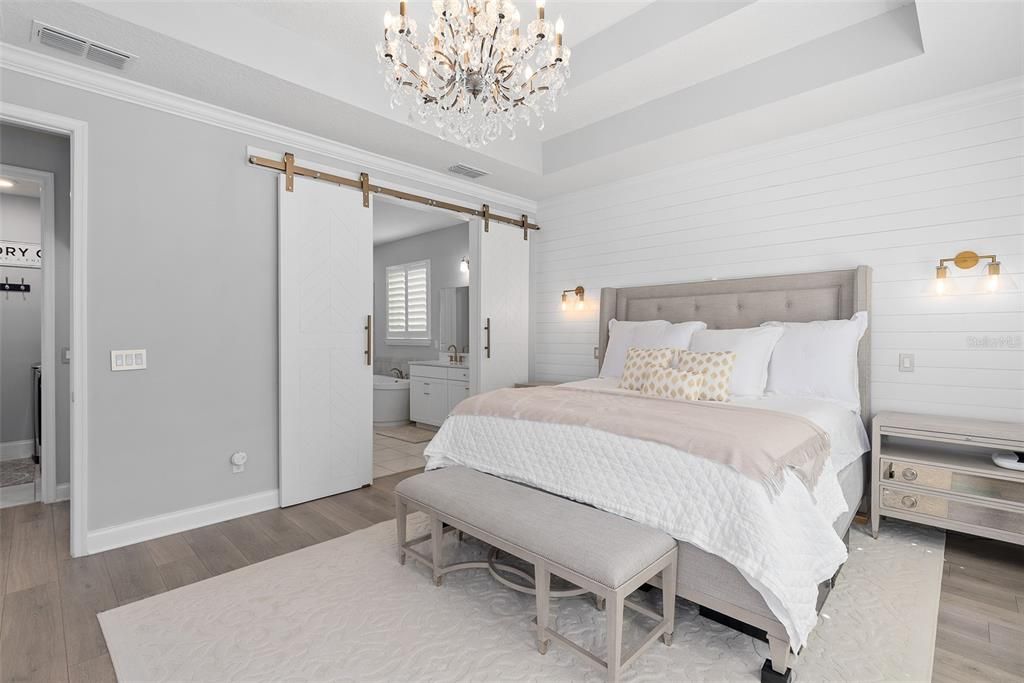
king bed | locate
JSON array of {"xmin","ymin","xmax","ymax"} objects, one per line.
[{"xmin": 424, "ymin": 266, "xmax": 872, "ymax": 681}]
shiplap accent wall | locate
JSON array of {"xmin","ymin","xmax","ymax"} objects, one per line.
[{"xmin": 532, "ymin": 79, "xmax": 1024, "ymax": 422}]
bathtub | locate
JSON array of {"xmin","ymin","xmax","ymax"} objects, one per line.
[{"xmin": 373, "ymin": 375, "xmax": 410, "ymax": 427}]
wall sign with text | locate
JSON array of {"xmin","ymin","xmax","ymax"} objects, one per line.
[{"xmin": 0, "ymin": 240, "xmax": 42, "ymax": 268}]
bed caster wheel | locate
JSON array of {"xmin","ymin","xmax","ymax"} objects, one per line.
[
  {"xmin": 594, "ymin": 595, "xmax": 606, "ymax": 611},
  {"xmin": 538, "ymin": 640, "xmax": 549, "ymax": 655},
  {"xmin": 761, "ymin": 660, "xmax": 792, "ymax": 683},
  {"xmin": 433, "ymin": 576, "xmax": 443, "ymax": 587},
  {"xmin": 661, "ymin": 632, "xmax": 673, "ymax": 646}
]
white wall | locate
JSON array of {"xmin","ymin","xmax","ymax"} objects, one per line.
[
  {"xmin": 373, "ymin": 222, "xmax": 470, "ymax": 373},
  {"xmin": 532, "ymin": 79, "xmax": 1024, "ymax": 423},
  {"xmin": 0, "ymin": 194, "xmax": 42, "ymax": 444}
]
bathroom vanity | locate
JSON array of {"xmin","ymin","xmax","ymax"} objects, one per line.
[{"xmin": 409, "ymin": 361, "xmax": 471, "ymax": 427}]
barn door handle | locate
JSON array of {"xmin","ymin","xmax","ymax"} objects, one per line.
[
  {"xmin": 364, "ymin": 314, "xmax": 372, "ymax": 366},
  {"xmin": 484, "ymin": 317, "xmax": 491, "ymax": 359}
]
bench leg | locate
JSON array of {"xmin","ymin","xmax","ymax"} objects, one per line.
[
  {"xmin": 430, "ymin": 515, "xmax": 444, "ymax": 587},
  {"xmin": 661, "ymin": 554, "xmax": 677, "ymax": 646},
  {"xmin": 395, "ymin": 497, "xmax": 408, "ymax": 565},
  {"xmin": 606, "ymin": 591, "xmax": 624, "ymax": 683},
  {"xmin": 535, "ymin": 560, "xmax": 550, "ymax": 655},
  {"xmin": 762, "ymin": 635, "xmax": 793, "ymax": 683}
]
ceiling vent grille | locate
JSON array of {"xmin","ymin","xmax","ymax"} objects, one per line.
[
  {"xmin": 37, "ymin": 25, "xmax": 87, "ymax": 57},
  {"xmin": 32, "ymin": 21, "xmax": 136, "ymax": 70},
  {"xmin": 447, "ymin": 163, "xmax": 489, "ymax": 179}
]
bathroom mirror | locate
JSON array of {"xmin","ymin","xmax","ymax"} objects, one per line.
[{"xmin": 439, "ymin": 286, "xmax": 469, "ymax": 353}]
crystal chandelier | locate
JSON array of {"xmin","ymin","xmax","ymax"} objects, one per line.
[{"xmin": 377, "ymin": 0, "xmax": 571, "ymax": 147}]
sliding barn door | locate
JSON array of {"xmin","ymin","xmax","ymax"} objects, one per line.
[
  {"xmin": 279, "ymin": 175, "xmax": 373, "ymax": 506},
  {"xmin": 473, "ymin": 219, "xmax": 530, "ymax": 393}
]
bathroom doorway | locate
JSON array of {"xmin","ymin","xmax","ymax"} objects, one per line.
[{"xmin": 370, "ymin": 198, "xmax": 471, "ymax": 480}]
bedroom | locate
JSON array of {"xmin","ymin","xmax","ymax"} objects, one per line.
[{"xmin": 0, "ymin": 1, "xmax": 1021, "ymax": 682}]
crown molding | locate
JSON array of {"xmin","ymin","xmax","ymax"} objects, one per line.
[
  {"xmin": 0, "ymin": 42, "xmax": 538, "ymax": 215},
  {"xmin": 541, "ymin": 76, "xmax": 1024, "ymax": 210}
]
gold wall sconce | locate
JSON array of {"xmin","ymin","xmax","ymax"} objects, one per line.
[
  {"xmin": 935, "ymin": 251, "xmax": 1000, "ymax": 294},
  {"xmin": 561, "ymin": 286, "xmax": 585, "ymax": 311}
]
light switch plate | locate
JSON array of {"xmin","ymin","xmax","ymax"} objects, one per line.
[
  {"xmin": 898, "ymin": 353, "xmax": 914, "ymax": 373},
  {"xmin": 111, "ymin": 349, "xmax": 147, "ymax": 371}
]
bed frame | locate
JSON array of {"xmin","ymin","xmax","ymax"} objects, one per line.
[{"xmin": 598, "ymin": 266, "xmax": 872, "ymax": 682}]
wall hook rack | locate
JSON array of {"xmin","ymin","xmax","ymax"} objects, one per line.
[{"xmin": 2, "ymin": 276, "xmax": 31, "ymax": 294}]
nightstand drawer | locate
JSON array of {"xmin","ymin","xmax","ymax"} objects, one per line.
[
  {"xmin": 881, "ymin": 487, "xmax": 1024, "ymax": 536},
  {"xmin": 881, "ymin": 458, "xmax": 1024, "ymax": 505}
]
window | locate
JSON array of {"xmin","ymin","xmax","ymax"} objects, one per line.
[{"xmin": 386, "ymin": 260, "xmax": 430, "ymax": 343}]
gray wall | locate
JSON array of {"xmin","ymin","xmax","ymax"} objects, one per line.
[
  {"xmin": 373, "ymin": 222, "xmax": 469, "ymax": 374},
  {"xmin": 0, "ymin": 125, "xmax": 72, "ymax": 484},
  {"xmin": 0, "ymin": 194, "xmax": 42, "ymax": 444},
  {"xmin": 0, "ymin": 73, "xmax": 281, "ymax": 529}
]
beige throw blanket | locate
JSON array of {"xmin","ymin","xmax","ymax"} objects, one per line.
[{"xmin": 451, "ymin": 386, "xmax": 830, "ymax": 493}]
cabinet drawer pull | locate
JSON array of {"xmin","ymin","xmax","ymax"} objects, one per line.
[
  {"xmin": 901, "ymin": 468, "xmax": 918, "ymax": 482},
  {"xmin": 901, "ymin": 495, "xmax": 918, "ymax": 509}
]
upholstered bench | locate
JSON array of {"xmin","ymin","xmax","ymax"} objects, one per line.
[{"xmin": 394, "ymin": 466, "xmax": 678, "ymax": 683}]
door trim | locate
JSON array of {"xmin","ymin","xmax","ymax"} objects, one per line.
[{"xmin": 0, "ymin": 102, "xmax": 89, "ymax": 558}]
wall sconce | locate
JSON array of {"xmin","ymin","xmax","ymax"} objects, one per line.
[
  {"xmin": 561, "ymin": 285, "xmax": 585, "ymax": 311},
  {"xmin": 935, "ymin": 251, "xmax": 1001, "ymax": 294},
  {"xmin": 459, "ymin": 257, "xmax": 469, "ymax": 274}
]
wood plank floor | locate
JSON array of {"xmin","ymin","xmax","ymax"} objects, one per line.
[{"xmin": 1, "ymin": 476, "xmax": 1020, "ymax": 682}]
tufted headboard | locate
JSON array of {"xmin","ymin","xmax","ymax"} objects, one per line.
[{"xmin": 598, "ymin": 267, "xmax": 872, "ymax": 420}]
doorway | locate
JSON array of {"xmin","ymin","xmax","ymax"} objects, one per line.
[
  {"xmin": 0, "ymin": 164, "xmax": 57, "ymax": 509},
  {"xmin": 370, "ymin": 198, "xmax": 470, "ymax": 481}
]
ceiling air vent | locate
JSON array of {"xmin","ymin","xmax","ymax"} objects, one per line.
[
  {"xmin": 37, "ymin": 25, "xmax": 88, "ymax": 57},
  {"xmin": 32, "ymin": 21, "xmax": 136, "ymax": 70},
  {"xmin": 447, "ymin": 163, "xmax": 489, "ymax": 179},
  {"xmin": 85, "ymin": 44, "xmax": 132, "ymax": 70}
]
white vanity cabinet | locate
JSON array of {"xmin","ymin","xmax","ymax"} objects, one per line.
[{"xmin": 409, "ymin": 364, "xmax": 471, "ymax": 427}]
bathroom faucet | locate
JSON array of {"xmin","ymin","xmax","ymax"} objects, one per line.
[
  {"xmin": 447, "ymin": 345, "xmax": 461, "ymax": 364},
  {"xmin": 389, "ymin": 367, "xmax": 405, "ymax": 379}
]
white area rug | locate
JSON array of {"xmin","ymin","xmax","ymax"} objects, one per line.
[{"xmin": 100, "ymin": 517, "xmax": 944, "ymax": 682}]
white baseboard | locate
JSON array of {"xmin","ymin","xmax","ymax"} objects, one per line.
[
  {"xmin": 0, "ymin": 440, "xmax": 35, "ymax": 461},
  {"xmin": 0, "ymin": 482, "xmax": 38, "ymax": 508},
  {"xmin": 55, "ymin": 482, "xmax": 70, "ymax": 502},
  {"xmin": 86, "ymin": 489, "xmax": 279, "ymax": 554}
]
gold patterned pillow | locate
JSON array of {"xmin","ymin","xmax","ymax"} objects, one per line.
[
  {"xmin": 618, "ymin": 347, "xmax": 674, "ymax": 391},
  {"xmin": 641, "ymin": 368, "xmax": 704, "ymax": 402},
  {"xmin": 675, "ymin": 350, "xmax": 737, "ymax": 401}
]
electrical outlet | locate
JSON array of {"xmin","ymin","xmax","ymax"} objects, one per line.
[
  {"xmin": 593, "ymin": 346, "xmax": 599, "ymax": 360},
  {"xmin": 898, "ymin": 353, "xmax": 915, "ymax": 373},
  {"xmin": 230, "ymin": 451, "xmax": 248, "ymax": 473}
]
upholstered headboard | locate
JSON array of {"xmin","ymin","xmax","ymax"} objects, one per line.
[{"xmin": 598, "ymin": 267, "xmax": 872, "ymax": 419}]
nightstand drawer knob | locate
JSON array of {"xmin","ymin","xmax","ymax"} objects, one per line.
[
  {"xmin": 901, "ymin": 468, "xmax": 918, "ymax": 482},
  {"xmin": 901, "ymin": 495, "xmax": 918, "ymax": 509}
]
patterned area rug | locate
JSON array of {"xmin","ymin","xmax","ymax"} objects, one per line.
[
  {"xmin": 100, "ymin": 517, "xmax": 944, "ymax": 682},
  {"xmin": 0, "ymin": 458, "xmax": 36, "ymax": 488},
  {"xmin": 375, "ymin": 424, "xmax": 436, "ymax": 443}
]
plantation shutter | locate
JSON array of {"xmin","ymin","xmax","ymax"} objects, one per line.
[{"xmin": 386, "ymin": 260, "xmax": 430, "ymax": 342}]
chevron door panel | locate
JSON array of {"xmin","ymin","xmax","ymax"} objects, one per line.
[{"xmin": 279, "ymin": 175, "xmax": 372, "ymax": 506}]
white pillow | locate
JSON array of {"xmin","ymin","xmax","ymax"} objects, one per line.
[
  {"xmin": 688, "ymin": 327, "xmax": 784, "ymax": 397},
  {"xmin": 761, "ymin": 312, "xmax": 868, "ymax": 411},
  {"xmin": 600, "ymin": 319, "xmax": 670, "ymax": 378},
  {"xmin": 660, "ymin": 321, "xmax": 708, "ymax": 349}
]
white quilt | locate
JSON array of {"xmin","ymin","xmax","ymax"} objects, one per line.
[{"xmin": 424, "ymin": 381, "xmax": 869, "ymax": 648}]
